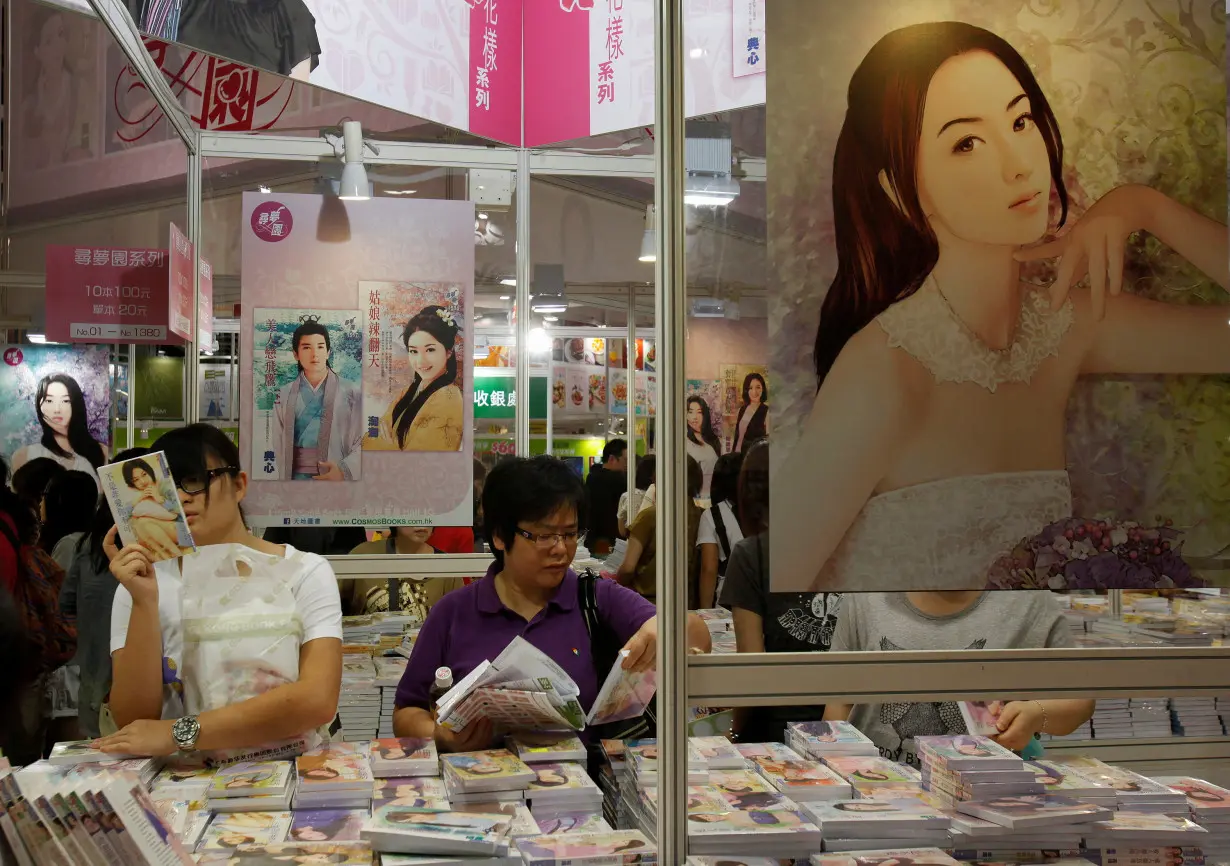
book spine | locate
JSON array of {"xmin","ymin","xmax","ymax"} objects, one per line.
[
  {"xmin": 94, "ymin": 791, "xmax": 147, "ymax": 866},
  {"xmin": 78, "ymin": 792, "xmax": 124, "ymax": 866},
  {"xmin": 32, "ymin": 795, "xmax": 83, "ymax": 866},
  {"xmin": 0, "ymin": 811, "xmax": 33, "ymax": 866},
  {"xmin": 52, "ymin": 792, "xmax": 108, "ymax": 866}
]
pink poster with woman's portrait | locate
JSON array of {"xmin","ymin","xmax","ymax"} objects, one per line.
[
  {"xmin": 240, "ymin": 193, "xmax": 474, "ymax": 528},
  {"xmin": 767, "ymin": 0, "xmax": 1228, "ymax": 593}
]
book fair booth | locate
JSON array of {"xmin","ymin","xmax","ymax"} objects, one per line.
[{"xmin": 1, "ymin": 0, "xmax": 1229, "ymax": 862}]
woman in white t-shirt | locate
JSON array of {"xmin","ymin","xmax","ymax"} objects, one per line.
[
  {"xmin": 696, "ymin": 452, "xmax": 745, "ymax": 609},
  {"xmin": 96, "ymin": 424, "xmax": 343, "ymax": 758},
  {"xmin": 685, "ymin": 397, "xmax": 722, "ymax": 501}
]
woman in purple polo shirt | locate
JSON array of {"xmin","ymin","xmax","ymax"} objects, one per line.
[{"xmin": 393, "ymin": 455, "xmax": 713, "ymax": 752}]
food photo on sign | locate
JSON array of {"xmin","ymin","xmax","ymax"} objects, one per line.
[
  {"xmin": 766, "ymin": 0, "xmax": 1229, "ymax": 594},
  {"xmin": 0, "ymin": 344, "xmax": 111, "ymax": 482}
]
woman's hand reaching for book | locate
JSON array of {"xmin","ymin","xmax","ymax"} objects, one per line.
[
  {"xmin": 621, "ymin": 618, "xmax": 658, "ymax": 674},
  {"xmin": 434, "ymin": 718, "xmax": 494, "ymax": 754},
  {"xmin": 990, "ymin": 700, "xmax": 1044, "ymax": 751},
  {"xmin": 105, "ymin": 526, "xmax": 158, "ymax": 607}
]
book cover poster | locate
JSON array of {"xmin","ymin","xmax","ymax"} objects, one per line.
[
  {"xmin": 240, "ymin": 193, "xmax": 475, "ymax": 528},
  {"xmin": 767, "ymin": 0, "xmax": 1228, "ymax": 593},
  {"xmin": 251, "ymin": 308, "xmax": 364, "ymax": 483},
  {"xmin": 0, "ymin": 344, "xmax": 111, "ymax": 479},
  {"xmin": 98, "ymin": 451, "xmax": 195, "ymax": 562}
]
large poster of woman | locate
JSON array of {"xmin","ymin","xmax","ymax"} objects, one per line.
[
  {"xmin": 0, "ymin": 344, "xmax": 111, "ymax": 480},
  {"xmin": 767, "ymin": 1, "xmax": 1228, "ymax": 593}
]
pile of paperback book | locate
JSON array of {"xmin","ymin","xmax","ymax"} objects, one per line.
[
  {"xmin": 786, "ymin": 721, "xmax": 880, "ymax": 760},
  {"xmin": 801, "ymin": 797, "xmax": 952, "ymax": 851},
  {"xmin": 293, "ymin": 743, "xmax": 375, "ymax": 810},
  {"xmin": 916, "ymin": 735, "xmax": 1043, "ymax": 807},
  {"xmin": 1157, "ymin": 776, "xmax": 1230, "ymax": 861},
  {"xmin": 735, "ymin": 742, "xmax": 854, "ymax": 802},
  {"xmin": 819, "ymin": 756, "xmax": 925, "ymax": 801},
  {"xmin": 207, "ymin": 759, "xmax": 295, "ymax": 812}
]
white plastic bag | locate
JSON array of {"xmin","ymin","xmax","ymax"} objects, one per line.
[{"xmin": 180, "ymin": 543, "xmax": 319, "ymax": 763}]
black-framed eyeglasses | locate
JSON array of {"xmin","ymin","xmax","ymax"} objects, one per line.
[
  {"xmin": 514, "ymin": 527, "xmax": 580, "ymax": 549},
  {"xmin": 176, "ymin": 466, "xmax": 240, "ymax": 495}
]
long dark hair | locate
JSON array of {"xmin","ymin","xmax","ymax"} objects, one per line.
[
  {"xmin": 738, "ymin": 439, "xmax": 769, "ymax": 535},
  {"xmin": 39, "ymin": 470, "xmax": 97, "ymax": 554},
  {"xmin": 391, "ymin": 305, "xmax": 460, "ymax": 449},
  {"xmin": 35, "ymin": 374, "xmax": 106, "ymax": 469},
  {"xmin": 710, "ymin": 452, "xmax": 744, "ymax": 511},
  {"xmin": 686, "ymin": 396, "xmax": 722, "ymax": 455},
  {"xmin": 813, "ymin": 21, "xmax": 1069, "ymax": 387},
  {"xmin": 158, "ymin": 424, "xmax": 242, "ymax": 512},
  {"xmin": 0, "ymin": 456, "xmax": 38, "ymax": 547},
  {"xmin": 291, "ymin": 320, "xmax": 332, "ymax": 373},
  {"xmin": 634, "ymin": 454, "xmax": 656, "ymax": 491},
  {"xmin": 80, "ymin": 448, "xmax": 150, "ymax": 570}
]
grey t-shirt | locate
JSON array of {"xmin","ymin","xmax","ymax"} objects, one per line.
[{"xmin": 831, "ymin": 591, "xmax": 1072, "ymax": 768}]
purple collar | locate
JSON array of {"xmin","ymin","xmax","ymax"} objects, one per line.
[{"xmin": 475, "ymin": 563, "xmax": 580, "ymax": 615}]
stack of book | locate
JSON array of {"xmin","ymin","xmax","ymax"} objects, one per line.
[
  {"xmin": 198, "ymin": 841, "xmax": 374, "ymax": 864},
  {"xmin": 197, "ymin": 810, "xmax": 294, "ymax": 853},
  {"xmin": 685, "ymin": 803, "xmax": 825, "ymax": 860},
  {"xmin": 690, "ymin": 736, "xmax": 747, "ymax": 771},
  {"xmin": 1024, "ymin": 759, "xmax": 1118, "ymax": 807},
  {"xmin": 369, "ymin": 738, "xmax": 439, "ymax": 778},
  {"xmin": 293, "ymin": 744, "xmax": 376, "ymax": 810},
  {"xmin": 736, "ymin": 742, "xmax": 854, "ymax": 802},
  {"xmin": 1081, "ymin": 811, "xmax": 1210, "ymax": 851},
  {"xmin": 956, "ymin": 794, "xmax": 1112, "ymax": 843},
  {"xmin": 507, "ymin": 733, "xmax": 588, "ymax": 765},
  {"xmin": 441, "ymin": 750, "xmax": 536, "ymax": 807},
  {"xmin": 374, "ymin": 657, "xmax": 407, "ymax": 739},
  {"xmin": 1157, "ymin": 776, "xmax": 1230, "ymax": 858},
  {"xmin": 339, "ymin": 667, "xmax": 383, "ymax": 742},
  {"xmin": 915, "ymin": 735, "xmax": 1040, "ymax": 807},
  {"xmin": 373, "ymin": 776, "xmax": 450, "ymax": 809},
  {"xmin": 1171, "ymin": 696, "xmax": 1226, "ymax": 737},
  {"xmin": 1049, "ymin": 757, "xmax": 1189, "ymax": 813},
  {"xmin": 626, "ymin": 739, "xmax": 709, "ymax": 790},
  {"xmin": 360, "ymin": 804, "xmax": 514, "ymax": 857},
  {"xmin": 46, "ymin": 742, "xmax": 163, "ymax": 785},
  {"xmin": 810, "ymin": 846, "xmax": 964, "ymax": 866},
  {"xmin": 288, "ymin": 808, "xmax": 368, "ymax": 843},
  {"xmin": 1125, "ymin": 697, "xmax": 1174, "ymax": 737},
  {"xmin": 820, "ymin": 756, "xmax": 924, "ymax": 801},
  {"xmin": 513, "ymin": 830, "xmax": 656, "ymax": 864},
  {"xmin": 786, "ymin": 721, "xmax": 880, "ymax": 760},
  {"xmin": 595, "ymin": 740, "xmax": 625, "ymax": 827},
  {"xmin": 801, "ymin": 798, "xmax": 951, "ymax": 851},
  {"xmin": 150, "ymin": 765, "xmax": 215, "ymax": 805},
  {"xmin": 524, "ymin": 763, "xmax": 604, "ymax": 814},
  {"xmin": 532, "ymin": 809, "xmax": 613, "ymax": 835},
  {"xmin": 207, "ymin": 760, "xmax": 295, "ymax": 812}
]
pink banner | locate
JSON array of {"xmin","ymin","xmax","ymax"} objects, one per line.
[
  {"xmin": 198, "ymin": 258, "xmax": 215, "ymax": 353},
  {"xmin": 468, "ymin": 0, "xmax": 523, "ymax": 144},
  {"xmin": 168, "ymin": 224, "xmax": 194, "ymax": 342},
  {"xmin": 45, "ymin": 245, "xmax": 171, "ymax": 344}
]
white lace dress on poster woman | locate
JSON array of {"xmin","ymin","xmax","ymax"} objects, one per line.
[{"xmin": 814, "ymin": 278, "xmax": 1075, "ymax": 592}]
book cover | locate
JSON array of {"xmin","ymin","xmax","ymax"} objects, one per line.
[
  {"xmin": 288, "ymin": 810, "xmax": 368, "ymax": 843},
  {"xmin": 526, "ymin": 764, "xmax": 601, "ymax": 797},
  {"xmin": 802, "ymin": 799, "xmax": 950, "ymax": 832},
  {"xmin": 749, "ymin": 756, "xmax": 850, "ymax": 792},
  {"xmin": 47, "ymin": 741, "xmax": 135, "ymax": 766},
  {"xmin": 788, "ymin": 721, "xmax": 877, "ymax": 748},
  {"xmin": 915, "ymin": 736, "xmax": 1021, "ymax": 769},
  {"xmin": 586, "ymin": 651, "xmax": 657, "ymax": 725},
  {"xmin": 152, "ymin": 766, "xmax": 217, "ymax": 790},
  {"xmin": 850, "ymin": 849, "xmax": 963, "ymax": 866},
  {"xmin": 690, "ymin": 737, "xmax": 746, "ymax": 769},
  {"xmin": 197, "ymin": 811, "xmax": 294, "ymax": 852},
  {"xmin": 821, "ymin": 757, "xmax": 922, "ymax": 796},
  {"xmin": 685, "ymin": 808, "xmax": 819, "ymax": 835},
  {"xmin": 508, "ymin": 733, "xmax": 587, "ymax": 764},
  {"xmin": 1085, "ymin": 812, "xmax": 1211, "ymax": 840},
  {"xmin": 369, "ymin": 739, "xmax": 438, "ymax": 770},
  {"xmin": 209, "ymin": 842, "xmax": 374, "ymax": 865},
  {"xmin": 360, "ymin": 805, "xmax": 511, "ymax": 856},
  {"xmin": 959, "ymin": 702, "xmax": 1001, "ymax": 737},
  {"xmin": 372, "ymin": 777, "xmax": 450, "ymax": 807},
  {"xmin": 208, "ymin": 762, "xmax": 293, "ymax": 799},
  {"xmin": 1155, "ymin": 776, "xmax": 1230, "ymax": 811},
  {"xmin": 440, "ymin": 750, "xmax": 534, "ymax": 787},
  {"xmin": 99, "ymin": 779, "xmax": 195, "ymax": 865},
  {"xmin": 297, "ymin": 748, "xmax": 376, "ymax": 791},
  {"xmin": 98, "ymin": 451, "xmax": 196, "ymax": 563},
  {"xmin": 514, "ymin": 830, "xmax": 655, "ymax": 863},
  {"xmin": 736, "ymin": 742, "xmax": 804, "ymax": 762},
  {"xmin": 956, "ymin": 794, "xmax": 1112, "ymax": 828},
  {"xmin": 708, "ymin": 770, "xmax": 777, "ymax": 797},
  {"xmin": 531, "ymin": 811, "xmax": 613, "ymax": 835}
]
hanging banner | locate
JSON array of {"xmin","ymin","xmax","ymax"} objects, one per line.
[
  {"xmin": 198, "ymin": 256, "xmax": 215, "ymax": 353},
  {"xmin": 767, "ymin": 0, "xmax": 1229, "ymax": 593},
  {"xmin": 240, "ymin": 192, "xmax": 475, "ymax": 528},
  {"xmin": 0, "ymin": 344, "xmax": 112, "ymax": 480},
  {"xmin": 45, "ymin": 245, "xmax": 170, "ymax": 343},
  {"xmin": 168, "ymin": 223, "xmax": 194, "ymax": 342}
]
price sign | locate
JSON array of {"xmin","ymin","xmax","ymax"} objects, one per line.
[{"xmin": 45, "ymin": 246, "xmax": 171, "ymax": 345}]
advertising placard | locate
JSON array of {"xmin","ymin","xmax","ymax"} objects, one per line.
[
  {"xmin": 45, "ymin": 245, "xmax": 170, "ymax": 344},
  {"xmin": 168, "ymin": 223, "xmax": 194, "ymax": 342}
]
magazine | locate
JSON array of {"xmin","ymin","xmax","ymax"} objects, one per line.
[
  {"xmin": 98, "ymin": 451, "xmax": 196, "ymax": 563},
  {"xmin": 359, "ymin": 806, "xmax": 511, "ymax": 856},
  {"xmin": 208, "ymin": 762, "xmax": 293, "ymax": 799},
  {"xmin": 369, "ymin": 739, "xmax": 439, "ymax": 778},
  {"xmin": 514, "ymin": 830, "xmax": 656, "ymax": 864},
  {"xmin": 956, "ymin": 794, "xmax": 1112, "ymax": 828},
  {"xmin": 196, "ymin": 811, "xmax": 294, "ymax": 852}
]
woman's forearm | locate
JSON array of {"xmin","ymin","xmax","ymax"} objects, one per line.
[
  {"xmin": 110, "ymin": 600, "xmax": 166, "ymax": 728},
  {"xmin": 392, "ymin": 707, "xmax": 436, "ymax": 740},
  {"xmin": 1144, "ymin": 186, "xmax": 1230, "ymax": 289},
  {"xmin": 1039, "ymin": 699, "xmax": 1095, "ymax": 736},
  {"xmin": 697, "ymin": 547, "xmax": 719, "ymax": 610},
  {"xmin": 686, "ymin": 613, "xmax": 713, "ymax": 653},
  {"xmin": 195, "ymin": 680, "xmax": 338, "ymax": 752}
]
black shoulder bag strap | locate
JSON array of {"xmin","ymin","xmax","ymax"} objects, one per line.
[
  {"xmin": 577, "ymin": 570, "xmax": 656, "ymax": 755},
  {"xmin": 711, "ymin": 505, "xmax": 732, "ymax": 576}
]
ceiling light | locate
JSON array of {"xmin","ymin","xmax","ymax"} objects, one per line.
[
  {"xmin": 689, "ymin": 47, "xmax": 704, "ymax": 59},
  {"xmin": 499, "ymin": 295, "xmax": 511, "ymax": 301},
  {"xmin": 638, "ymin": 204, "xmax": 656, "ymax": 262},
  {"xmin": 543, "ymin": 315, "xmax": 559, "ymax": 322},
  {"xmin": 385, "ymin": 189, "xmax": 416, "ymax": 196},
  {"xmin": 259, "ymin": 185, "xmax": 272, "ymax": 194},
  {"xmin": 337, "ymin": 121, "xmax": 370, "ymax": 201},
  {"xmin": 531, "ymin": 263, "xmax": 568, "ymax": 314},
  {"xmin": 478, "ymin": 212, "xmax": 489, "ymax": 220},
  {"xmin": 528, "ymin": 327, "xmax": 552, "ymax": 354},
  {"xmin": 26, "ymin": 333, "xmax": 48, "ymax": 344},
  {"xmin": 500, "ymin": 278, "xmax": 517, "ymax": 287}
]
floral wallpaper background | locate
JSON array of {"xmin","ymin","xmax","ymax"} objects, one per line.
[{"xmin": 768, "ymin": 0, "xmax": 1229, "ymax": 567}]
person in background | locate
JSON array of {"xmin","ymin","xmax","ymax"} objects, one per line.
[
  {"xmin": 62, "ymin": 448, "xmax": 151, "ymax": 739},
  {"xmin": 721, "ymin": 439, "xmax": 843, "ymax": 743},
  {"xmin": 617, "ymin": 454, "xmax": 655, "ymax": 539},
  {"xmin": 347, "ymin": 527, "xmax": 462, "ymax": 617},
  {"xmin": 696, "ymin": 452, "xmax": 744, "ymax": 609},
  {"xmin": 99, "ymin": 423, "xmax": 343, "ymax": 758},
  {"xmin": 428, "ymin": 526, "xmax": 475, "ymax": 555},
  {"xmin": 731, "ymin": 373, "xmax": 769, "ymax": 454},
  {"xmin": 685, "ymin": 396, "xmax": 723, "ymax": 501},
  {"xmin": 40, "ymin": 470, "xmax": 99, "ymax": 568},
  {"xmin": 584, "ymin": 439, "xmax": 628, "ymax": 554},
  {"xmin": 11, "ymin": 457, "xmax": 66, "ymax": 519},
  {"xmin": 823, "ymin": 590, "xmax": 1095, "ymax": 766},
  {"xmin": 392, "ymin": 455, "xmax": 712, "ymax": 751},
  {"xmin": 618, "ymin": 456, "xmax": 704, "ymax": 604}
]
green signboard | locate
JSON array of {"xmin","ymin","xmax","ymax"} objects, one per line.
[{"xmin": 473, "ymin": 376, "xmax": 547, "ymax": 419}]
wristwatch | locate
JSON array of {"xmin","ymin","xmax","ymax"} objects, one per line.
[{"xmin": 171, "ymin": 716, "xmax": 201, "ymax": 752}]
